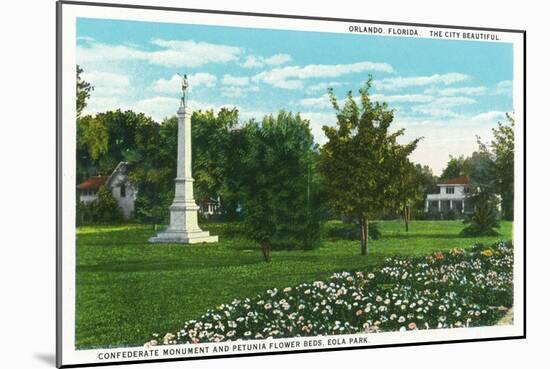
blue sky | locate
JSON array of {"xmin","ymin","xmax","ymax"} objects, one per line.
[{"xmin": 77, "ymin": 18, "xmax": 514, "ymax": 175}]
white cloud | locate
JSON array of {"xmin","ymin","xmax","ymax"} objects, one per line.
[
  {"xmin": 410, "ymin": 96, "xmax": 476, "ymax": 118},
  {"xmin": 222, "ymin": 74, "xmax": 250, "ymax": 86},
  {"xmin": 78, "ymin": 39, "xmax": 241, "ymax": 68},
  {"xmin": 371, "ymin": 93, "xmax": 434, "ymax": 103},
  {"xmin": 495, "ymin": 80, "xmax": 512, "ymax": 95},
  {"xmin": 297, "ymin": 92, "xmax": 435, "ymax": 111},
  {"xmin": 81, "ymin": 71, "xmax": 130, "ymax": 97},
  {"xmin": 425, "ymin": 86, "xmax": 486, "ymax": 96},
  {"xmin": 410, "ymin": 106, "xmax": 460, "ymax": 118},
  {"xmin": 77, "ymin": 36, "xmax": 95, "ymax": 42},
  {"xmin": 242, "ymin": 53, "xmax": 292, "ymax": 68},
  {"xmin": 132, "ymin": 96, "xmax": 180, "ymax": 121},
  {"xmin": 253, "ymin": 61, "xmax": 394, "ymax": 89},
  {"xmin": 299, "ymin": 111, "xmax": 337, "ymax": 145},
  {"xmin": 151, "ymin": 73, "xmax": 217, "ymax": 93},
  {"xmin": 433, "ymin": 96, "xmax": 477, "ymax": 107},
  {"xmin": 393, "ymin": 110, "xmax": 508, "ymax": 174},
  {"xmin": 306, "ymin": 81, "xmax": 343, "ymax": 93},
  {"xmin": 374, "ymin": 73, "xmax": 470, "ymax": 91},
  {"xmin": 296, "ymin": 94, "xmax": 332, "ymax": 109},
  {"xmin": 470, "ymin": 111, "xmax": 507, "ymax": 122},
  {"xmin": 221, "ymin": 85, "xmax": 260, "ymax": 98}
]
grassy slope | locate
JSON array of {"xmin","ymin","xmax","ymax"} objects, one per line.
[{"xmin": 75, "ymin": 220, "xmax": 512, "ymax": 348}]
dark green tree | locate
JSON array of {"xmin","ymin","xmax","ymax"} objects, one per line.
[
  {"xmin": 413, "ymin": 164, "xmax": 438, "ymax": 215},
  {"xmin": 477, "ymin": 114, "xmax": 514, "ymax": 220},
  {"xmin": 192, "ymin": 108, "xmax": 239, "ymax": 214},
  {"xmin": 76, "ymin": 110, "xmax": 159, "ymax": 182},
  {"xmin": 129, "ymin": 116, "xmax": 176, "ymax": 223},
  {"xmin": 319, "ymin": 79, "xmax": 421, "ymax": 255},
  {"xmin": 461, "ymin": 150, "xmax": 500, "ymax": 236},
  {"xmin": 76, "ymin": 65, "xmax": 93, "ymax": 118},
  {"xmin": 440, "ymin": 155, "xmax": 467, "ymax": 181},
  {"xmin": 238, "ymin": 111, "xmax": 321, "ymax": 261}
]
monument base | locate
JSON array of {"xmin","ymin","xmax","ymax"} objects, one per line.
[{"xmin": 149, "ymin": 229, "xmax": 218, "ymax": 244}]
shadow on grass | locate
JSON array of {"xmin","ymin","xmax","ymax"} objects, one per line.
[
  {"xmin": 76, "ymin": 256, "xmax": 266, "ymax": 273},
  {"xmin": 382, "ymin": 233, "xmax": 464, "ymax": 239}
]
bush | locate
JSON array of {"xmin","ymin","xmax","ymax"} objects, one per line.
[
  {"xmin": 77, "ymin": 186, "xmax": 124, "ymax": 225},
  {"xmin": 461, "ymin": 197, "xmax": 500, "ymax": 236},
  {"xmin": 134, "ymin": 191, "xmax": 172, "ymax": 224},
  {"xmin": 326, "ymin": 221, "xmax": 381, "ymax": 241}
]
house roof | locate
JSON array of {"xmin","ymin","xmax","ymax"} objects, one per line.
[
  {"xmin": 77, "ymin": 162, "xmax": 132, "ymax": 191},
  {"xmin": 77, "ymin": 176, "xmax": 109, "ymax": 190},
  {"xmin": 438, "ymin": 175, "xmax": 470, "ymax": 186}
]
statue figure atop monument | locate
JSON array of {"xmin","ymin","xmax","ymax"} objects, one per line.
[{"xmin": 177, "ymin": 73, "xmax": 189, "ymax": 107}]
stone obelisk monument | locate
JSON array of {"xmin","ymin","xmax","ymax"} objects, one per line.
[{"xmin": 149, "ymin": 74, "xmax": 218, "ymax": 244}]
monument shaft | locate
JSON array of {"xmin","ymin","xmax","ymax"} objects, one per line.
[{"xmin": 149, "ymin": 103, "xmax": 218, "ymax": 244}]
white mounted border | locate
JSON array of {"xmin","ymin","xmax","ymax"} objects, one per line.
[{"xmin": 56, "ymin": 1, "xmax": 526, "ymax": 367}]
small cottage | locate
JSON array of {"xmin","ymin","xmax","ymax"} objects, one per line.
[{"xmin": 77, "ymin": 162, "xmax": 137, "ymax": 219}]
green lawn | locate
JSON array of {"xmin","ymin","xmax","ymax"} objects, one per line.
[{"xmin": 75, "ymin": 219, "xmax": 512, "ymax": 349}]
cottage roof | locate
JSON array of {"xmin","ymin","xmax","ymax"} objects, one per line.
[
  {"xmin": 438, "ymin": 175, "xmax": 470, "ymax": 186},
  {"xmin": 77, "ymin": 176, "xmax": 109, "ymax": 190},
  {"xmin": 77, "ymin": 161, "xmax": 131, "ymax": 191}
]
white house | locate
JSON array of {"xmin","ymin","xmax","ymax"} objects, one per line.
[
  {"xmin": 77, "ymin": 162, "xmax": 137, "ymax": 219},
  {"xmin": 425, "ymin": 175, "xmax": 473, "ymax": 214},
  {"xmin": 198, "ymin": 196, "xmax": 221, "ymax": 218}
]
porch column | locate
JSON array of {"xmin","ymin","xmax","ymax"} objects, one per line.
[
  {"xmin": 438, "ymin": 200, "xmax": 441, "ymax": 212},
  {"xmin": 462, "ymin": 199, "xmax": 465, "ymax": 213},
  {"xmin": 449, "ymin": 200, "xmax": 453, "ymax": 210},
  {"xmin": 425, "ymin": 199, "xmax": 429, "ymax": 212}
]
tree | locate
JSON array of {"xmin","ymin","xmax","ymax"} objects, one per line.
[
  {"xmin": 461, "ymin": 150, "xmax": 500, "ymax": 236},
  {"xmin": 238, "ymin": 111, "xmax": 321, "ymax": 261},
  {"xmin": 76, "ymin": 110, "xmax": 159, "ymax": 181},
  {"xmin": 440, "ymin": 155, "xmax": 467, "ymax": 181},
  {"xmin": 319, "ymin": 79, "xmax": 421, "ymax": 255},
  {"xmin": 395, "ymin": 160, "xmax": 422, "ymax": 231},
  {"xmin": 76, "ymin": 65, "xmax": 93, "ymax": 118},
  {"xmin": 192, "ymin": 108, "xmax": 239, "ymax": 214},
  {"xmin": 413, "ymin": 164, "xmax": 438, "ymax": 215},
  {"xmin": 480, "ymin": 113, "xmax": 514, "ymax": 220},
  {"xmin": 130, "ymin": 116, "xmax": 177, "ymax": 224}
]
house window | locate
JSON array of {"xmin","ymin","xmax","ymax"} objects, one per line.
[
  {"xmin": 446, "ymin": 187, "xmax": 454, "ymax": 194},
  {"xmin": 120, "ymin": 183, "xmax": 126, "ymax": 198},
  {"xmin": 463, "ymin": 187, "xmax": 470, "ymax": 194}
]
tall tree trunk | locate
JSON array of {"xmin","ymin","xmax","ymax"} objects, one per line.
[
  {"xmin": 261, "ymin": 242, "xmax": 272, "ymax": 262},
  {"xmin": 404, "ymin": 204, "xmax": 409, "ymax": 232},
  {"xmin": 360, "ymin": 217, "xmax": 369, "ymax": 255}
]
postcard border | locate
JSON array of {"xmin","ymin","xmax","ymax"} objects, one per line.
[{"xmin": 56, "ymin": 1, "xmax": 527, "ymax": 367}]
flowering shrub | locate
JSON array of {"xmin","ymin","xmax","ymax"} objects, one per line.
[{"xmin": 151, "ymin": 241, "xmax": 513, "ymax": 345}]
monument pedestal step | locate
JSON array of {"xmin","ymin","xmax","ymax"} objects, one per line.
[{"xmin": 149, "ymin": 229, "xmax": 218, "ymax": 244}]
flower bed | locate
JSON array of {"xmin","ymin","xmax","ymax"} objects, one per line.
[{"xmin": 150, "ymin": 241, "xmax": 513, "ymax": 345}]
